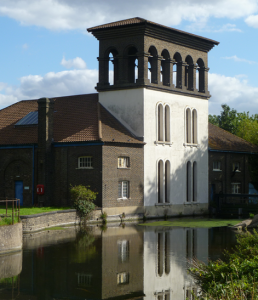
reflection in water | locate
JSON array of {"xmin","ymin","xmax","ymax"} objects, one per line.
[{"xmin": 0, "ymin": 224, "xmax": 237, "ymax": 300}]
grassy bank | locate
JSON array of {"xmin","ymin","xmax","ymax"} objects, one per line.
[
  {"xmin": 139, "ymin": 218, "xmax": 243, "ymax": 228},
  {"xmin": 0, "ymin": 206, "xmax": 71, "ymax": 217},
  {"xmin": 0, "ymin": 216, "xmax": 19, "ymax": 226}
]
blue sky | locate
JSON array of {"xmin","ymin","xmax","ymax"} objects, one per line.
[{"xmin": 0, "ymin": 0, "xmax": 258, "ymax": 115}]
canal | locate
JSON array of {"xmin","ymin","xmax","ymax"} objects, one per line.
[{"xmin": 0, "ymin": 222, "xmax": 238, "ymax": 300}]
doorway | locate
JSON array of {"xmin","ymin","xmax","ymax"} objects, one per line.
[{"xmin": 15, "ymin": 181, "xmax": 23, "ymax": 206}]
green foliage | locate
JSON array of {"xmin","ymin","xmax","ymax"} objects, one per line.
[
  {"xmin": 100, "ymin": 211, "xmax": 107, "ymax": 224},
  {"xmin": 249, "ymin": 213, "xmax": 255, "ymax": 219},
  {"xmin": 70, "ymin": 185, "xmax": 97, "ymax": 217},
  {"xmin": 0, "ymin": 216, "xmax": 19, "ymax": 226},
  {"xmin": 189, "ymin": 230, "xmax": 258, "ymax": 299}
]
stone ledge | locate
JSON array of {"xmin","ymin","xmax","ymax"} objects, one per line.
[{"xmin": 0, "ymin": 222, "xmax": 23, "ymax": 255}]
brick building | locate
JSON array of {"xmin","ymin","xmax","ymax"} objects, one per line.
[
  {"xmin": 208, "ymin": 123, "xmax": 258, "ymax": 201},
  {"xmin": 0, "ymin": 17, "xmax": 219, "ymax": 217}
]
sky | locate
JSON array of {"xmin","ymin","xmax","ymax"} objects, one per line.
[{"xmin": 0, "ymin": 0, "xmax": 258, "ymax": 115}]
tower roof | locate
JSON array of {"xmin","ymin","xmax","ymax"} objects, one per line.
[{"xmin": 88, "ymin": 17, "xmax": 219, "ymax": 51}]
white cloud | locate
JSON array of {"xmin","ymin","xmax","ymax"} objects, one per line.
[
  {"xmin": 245, "ymin": 14, "xmax": 258, "ymax": 27},
  {"xmin": 209, "ymin": 73, "xmax": 258, "ymax": 115},
  {"xmin": 0, "ymin": 0, "xmax": 257, "ymax": 31},
  {"xmin": 222, "ymin": 55, "xmax": 257, "ymax": 64},
  {"xmin": 61, "ymin": 56, "xmax": 87, "ymax": 69},
  {"xmin": 213, "ymin": 23, "xmax": 242, "ymax": 32},
  {"xmin": 0, "ymin": 68, "xmax": 98, "ymax": 110}
]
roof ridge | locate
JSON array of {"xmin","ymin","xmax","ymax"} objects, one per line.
[{"xmin": 209, "ymin": 122, "xmax": 257, "ymax": 147}]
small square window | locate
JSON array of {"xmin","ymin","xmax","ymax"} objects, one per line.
[
  {"xmin": 78, "ymin": 156, "xmax": 93, "ymax": 169},
  {"xmin": 118, "ymin": 157, "xmax": 129, "ymax": 168},
  {"xmin": 118, "ymin": 181, "xmax": 129, "ymax": 199},
  {"xmin": 213, "ymin": 161, "xmax": 221, "ymax": 171},
  {"xmin": 232, "ymin": 183, "xmax": 241, "ymax": 194},
  {"xmin": 117, "ymin": 272, "xmax": 129, "ymax": 285},
  {"xmin": 232, "ymin": 162, "xmax": 240, "ymax": 172}
]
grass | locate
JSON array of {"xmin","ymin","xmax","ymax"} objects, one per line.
[
  {"xmin": 0, "ymin": 206, "xmax": 72, "ymax": 216},
  {"xmin": 0, "ymin": 216, "xmax": 19, "ymax": 226},
  {"xmin": 139, "ymin": 218, "xmax": 243, "ymax": 228}
]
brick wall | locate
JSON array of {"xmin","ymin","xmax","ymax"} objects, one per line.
[
  {"xmin": 53, "ymin": 145, "xmax": 103, "ymax": 207},
  {"xmin": 209, "ymin": 151, "xmax": 250, "ymax": 198},
  {"xmin": 102, "ymin": 143, "xmax": 144, "ymax": 208}
]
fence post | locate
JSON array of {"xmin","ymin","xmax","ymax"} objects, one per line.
[
  {"xmin": 6, "ymin": 197, "xmax": 7, "ymax": 217},
  {"xmin": 18, "ymin": 199, "xmax": 20, "ymax": 223},
  {"xmin": 12, "ymin": 200, "xmax": 14, "ymax": 225}
]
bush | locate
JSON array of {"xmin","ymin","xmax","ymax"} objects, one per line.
[
  {"xmin": 70, "ymin": 185, "xmax": 97, "ymax": 217},
  {"xmin": 189, "ymin": 230, "xmax": 258, "ymax": 299}
]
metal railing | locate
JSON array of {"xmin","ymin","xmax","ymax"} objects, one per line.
[{"xmin": 0, "ymin": 198, "xmax": 20, "ymax": 224}]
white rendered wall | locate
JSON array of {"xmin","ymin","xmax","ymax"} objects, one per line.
[
  {"xmin": 143, "ymin": 228, "xmax": 208, "ymax": 299},
  {"xmin": 99, "ymin": 88, "xmax": 208, "ymax": 210}
]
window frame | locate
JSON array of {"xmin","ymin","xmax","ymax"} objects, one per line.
[
  {"xmin": 78, "ymin": 156, "xmax": 93, "ymax": 169},
  {"xmin": 213, "ymin": 161, "xmax": 221, "ymax": 171},
  {"xmin": 118, "ymin": 157, "xmax": 130, "ymax": 168},
  {"xmin": 184, "ymin": 107, "xmax": 198, "ymax": 147},
  {"xmin": 118, "ymin": 180, "xmax": 129, "ymax": 199},
  {"xmin": 231, "ymin": 182, "xmax": 241, "ymax": 194},
  {"xmin": 155, "ymin": 103, "xmax": 172, "ymax": 146},
  {"xmin": 232, "ymin": 162, "xmax": 240, "ymax": 172}
]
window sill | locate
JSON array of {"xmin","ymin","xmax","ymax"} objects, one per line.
[
  {"xmin": 76, "ymin": 167, "xmax": 93, "ymax": 169},
  {"xmin": 183, "ymin": 143, "xmax": 198, "ymax": 148},
  {"xmin": 213, "ymin": 169, "xmax": 222, "ymax": 172},
  {"xmin": 184, "ymin": 202, "xmax": 199, "ymax": 205},
  {"xmin": 155, "ymin": 141, "xmax": 173, "ymax": 147},
  {"xmin": 117, "ymin": 167, "xmax": 131, "ymax": 170},
  {"xmin": 117, "ymin": 197, "xmax": 130, "ymax": 201},
  {"xmin": 155, "ymin": 203, "xmax": 172, "ymax": 206}
]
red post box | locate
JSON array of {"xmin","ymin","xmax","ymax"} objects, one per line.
[{"xmin": 37, "ymin": 184, "xmax": 44, "ymax": 195}]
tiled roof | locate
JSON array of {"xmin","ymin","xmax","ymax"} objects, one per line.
[
  {"xmin": 0, "ymin": 93, "xmax": 143, "ymax": 145},
  {"xmin": 209, "ymin": 123, "xmax": 258, "ymax": 153},
  {"xmin": 87, "ymin": 17, "xmax": 219, "ymax": 45}
]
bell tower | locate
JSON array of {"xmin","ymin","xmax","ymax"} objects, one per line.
[{"xmin": 88, "ymin": 17, "xmax": 219, "ymax": 217}]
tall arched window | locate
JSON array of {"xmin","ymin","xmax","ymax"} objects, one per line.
[
  {"xmin": 157, "ymin": 103, "xmax": 171, "ymax": 144},
  {"xmin": 127, "ymin": 46, "xmax": 138, "ymax": 83},
  {"xmin": 158, "ymin": 232, "xmax": 163, "ymax": 276},
  {"xmin": 165, "ymin": 105, "xmax": 170, "ymax": 142},
  {"xmin": 157, "ymin": 232, "xmax": 170, "ymax": 277},
  {"xmin": 186, "ymin": 161, "xmax": 191, "ymax": 202},
  {"xmin": 193, "ymin": 161, "xmax": 197, "ymax": 202},
  {"xmin": 105, "ymin": 48, "xmax": 119, "ymax": 85},
  {"xmin": 165, "ymin": 160, "xmax": 170, "ymax": 203},
  {"xmin": 186, "ymin": 108, "xmax": 191, "ymax": 144},
  {"xmin": 148, "ymin": 46, "xmax": 158, "ymax": 84},
  {"xmin": 158, "ymin": 160, "xmax": 164, "ymax": 203},
  {"xmin": 161, "ymin": 49, "xmax": 170, "ymax": 86},
  {"xmin": 158, "ymin": 104, "xmax": 164, "ymax": 142},
  {"xmin": 197, "ymin": 58, "xmax": 205, "ymax": 93},
  {"xmin": 192, "ymin": 109, "xmax": 197, "ymax": 144}
]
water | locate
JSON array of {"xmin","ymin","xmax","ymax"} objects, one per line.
[{"xmin": 0, "ymin": 223, "xmax": 238, "ymax": 300}]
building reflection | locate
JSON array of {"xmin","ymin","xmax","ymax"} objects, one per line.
[{"xmin": 0, "ymin": 224, "xmax": 237, "ymax": 300}]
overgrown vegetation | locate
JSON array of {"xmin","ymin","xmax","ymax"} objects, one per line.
[
  {"xmin": 70, "ymin": 185, "xmax": 97, "ymax": 217},
  {"xmin": 0, "ymin": 216, "xmax": 19, "ymax": 226},
  {"xmin": 189, "ymin": 230, "xmax": 258, "ymax": 299}
]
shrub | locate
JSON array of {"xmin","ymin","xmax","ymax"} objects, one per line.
[
  {"xmin": 100, "ymin": 211, "xmax": 107, "ymax": 224},
  {"xmin": 189, "ymin": 230, "xmax": 258, "ymax": 299},
  {"xmin": 70, "ymin": 185, "xmax": 97, "ymax": 217}
]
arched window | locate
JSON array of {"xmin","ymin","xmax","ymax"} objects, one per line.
[
  {"xmin": 161, "ymin": 49, "xmax": 170, "ymax": 86},
  {"xmin": 127, "ymin": 46, "xmax": 138, "ymax": 83},
  {"xmin": 158, "ymin": 232, "xmax": 163, "ymax": 276},
  {"xmin": 186, "ymin": 108, "xmax": 191, "ymax": 144},
  {"xmin": 104, "ymin": 48, "xmax": 118, "ymax": 86},
  {"xmin": 157, "ymin": 232, "xmax": 170, "ymax": 277},
  {"xmin": 148, "ymin": 46, "xmax": 158, "ymax": 84},
  {"xmin": 186, "ymin": 161, "xmax": 191, "ymax": 202},
  {"xmin": 164, "ymin": 232, "xmax": 170, "ymax": 274},
  {"xmin": 193, "ymin": 161, "xmax": 197, "ymax": 202},
  {"xmin": 165, "ymin": 105, "xmax": 170, "ymax": 142},
  {"xmin": 158, "ymin": 160, "xmax": 164, "ymax": 203},
  {"xmin": 165, "ymin": 160, "xmax": 170, "ymax": 203},
  {"xmin": 185, "ymin": 55, "xmax": 194, "ymax": 91},
  {"xmin": 192, "ymin": 109, "xmax": 197, "ymax": 144},
  {"xmin": 173, "ymin": 52, "xmax": 182, "ymax": 88},
  {"xmin": 158, "ymin": 104, "xmax": 164, "ymax": 142},
  {"xmin": 197, "ymin": 58, "xmax": 205, "ymax": 93}
]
